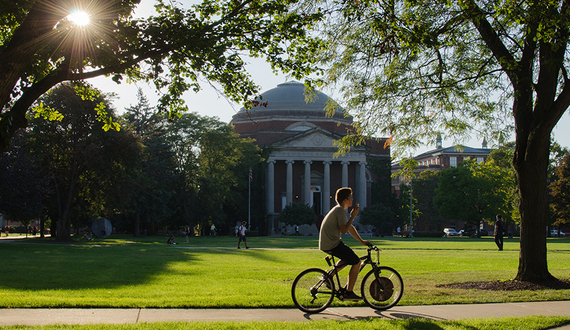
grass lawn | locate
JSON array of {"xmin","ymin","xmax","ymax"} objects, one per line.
[
  {"xmin": 0, "ymin": 235, "xmax": 569, "ymax": 308},
  {"xmin": 0, "ymin": 316, "xmax": 569, "ymax": 330}
]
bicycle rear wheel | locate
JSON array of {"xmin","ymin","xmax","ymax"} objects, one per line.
[
  {"xmin": 361, "ymin": 266, "xmax": 403, "ymax": 310},
  {"xmin": 291, "ymin": 268, "xmax": 334, "ymax": 313}
]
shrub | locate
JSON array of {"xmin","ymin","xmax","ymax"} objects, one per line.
[
  {"xmin": 412, "ymin": 231, "xmax": 445, "ymax": 238},
  {"xmin": 278, "ymin": 203, "xmax": 317, "ymax": 226}
]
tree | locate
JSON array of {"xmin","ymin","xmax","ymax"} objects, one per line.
[
  {"xmin": 487, "ymin": 142, "xmax": 520, "ymax": 225},
  {"xmin": 310, "ymin": 0, "xmax": 570, "ymax": 282},
  {"xmin": 413, "ymin": 170, "xmax": 444, "ymax": 231},
  {"xmin": 278, "ymin": 202, "xmax": 317, "ymax": 226},
  {"xmin": 358, "ymin": 203, "xmax": 395, "ymax": 236},
  {"xmin": 0, "ymin": 0, "xmax": 322, "ymax": 152},
  {"xmin": 549, "ymin": 153, "xmax": 570, "ymax": 230},
  {"xmin": 397, "ymin": 181, "xmax": 419, "ymax": 230},
  {"xmin": 26, "ymin": 82, "xmax": 141, "ymax": 240},
  {"xmin": 159, "ymin": 112, "xmax": 262, "ymax": 235},
  {"xmin": 122, "ymin": 89, "xmax": 175, "ymax": 236},
  {"xmin": 434, "ymin": 159, "xmax": 512, "ymax": 230},
  {"xmin": 0, "ymin": 131, "xmax": 48, "ymax": 235},
  {"xmin": 196, "ymin": 125, "xmax": 259, "ymax": 233}
]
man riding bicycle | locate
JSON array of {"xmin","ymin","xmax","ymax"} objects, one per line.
[{"xmin": 319, "ymin": 187, "xmax": 369, "ymax": 301}]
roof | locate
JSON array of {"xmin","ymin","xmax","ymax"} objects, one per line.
[
  {"xmin": 230, "ymin": 81, "xmax": 351, "ymax": 124},
  {"xmin": 414, "ymin": 145, "xmax": 491, "ymax": 160}
]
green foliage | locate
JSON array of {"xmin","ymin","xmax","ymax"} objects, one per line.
[
  {"xmin": 279, "ymin": 202, "xmax": 317, "ymax": 226},
  {"xmin": 0, "ymin": 0, "xmax": 323, "ymax": 152},
  {"xmin": 398, "ymin": 182, "xmax": 420, "ymax": 229},
  {"xmin": 549, "ymin": 153, "xmax": 570, "ymax": 227},
  {"xmin": 367, "ymin": 158, "xmax": 393, "ymax": 205},
  {"xmin": 434, "ymin": 159, "xmax": 514, "ymax": 228},
  {"xmin": 413, "ymin": 170, "xmax": 444, "ymax": 231},
  {"xmin": 487, "ymin": 143, "xmax": 520, "ymax": 224},
  {"xmin": 30, "ymin": 102, "xmax": 63, "ymax": 121},
  {"xmin": 0, "ymin": 133, "xmax": 48, "ymax": 227},
  {"xmin": 411, "ymin": 231, "xmax": 445, "ymax": 238},
  {"xmin": 120, "ymin": 90, "xmax": 176, "ymax": 236},
  {"xmin": 359, "ymin": 203, "xmax": 396, "ymax": 236},
  {"xmin": 24, "ymin": 82, "xmax": 142, "ymax": 240}
]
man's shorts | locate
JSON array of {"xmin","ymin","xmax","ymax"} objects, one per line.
[{"xmin": 324, "ymin": 241, "xmax": 360, "ymax": 265}]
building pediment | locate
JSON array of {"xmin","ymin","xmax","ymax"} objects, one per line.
[{"xmin": 271, "ymin": 127, "xmax": 364, "ymax": 150}]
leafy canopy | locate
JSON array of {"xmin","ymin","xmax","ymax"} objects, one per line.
[
  {"xmin": 434, "ymin": 159, "xmax": 514, "ymax": 227},
  {"xmin": 0, "ymin": 0, "xmax": 323, "ymax": 152}
]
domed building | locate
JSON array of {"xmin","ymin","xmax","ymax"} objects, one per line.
[{"xmin": 231, "ymin": 81, "xmax": 391, "ymax": 235}]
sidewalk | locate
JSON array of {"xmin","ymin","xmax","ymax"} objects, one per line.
[{"xmin": 0, "ymin": 301, "xmax": 569, "ymax": 326}]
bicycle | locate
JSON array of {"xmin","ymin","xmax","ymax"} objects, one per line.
[{"xmin": 291, "ymin": 243, "xmax": 403, "ymax": 313}]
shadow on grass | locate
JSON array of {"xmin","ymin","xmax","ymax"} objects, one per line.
[
  {"xmin": 0, "ymin": 240, "xmax": 196, "ymax": 291},
  {"xmin": 0, "ymin": 235, "xmax": 291, "ymax": 292}
]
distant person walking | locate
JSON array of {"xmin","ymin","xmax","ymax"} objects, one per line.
[
  {"xmin": 237, "ymin": 221, "xmax": 249, "ymax": 249},
  {"xmin": 494, "ymin": 215, "xmax": 504, "ymax": 251},
  {"xmin": 184, "ymin": 226, "xmax": 190, "ymax": 244}
]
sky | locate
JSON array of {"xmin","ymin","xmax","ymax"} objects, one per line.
[{"xmin": 89, "ymin": 0, "xmax": 570, "ymax": 157}]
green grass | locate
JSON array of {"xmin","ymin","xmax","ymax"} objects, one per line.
[
  {"xmin": 0, "ymin": 316, "xmax": 569, "ymax": 330},
  {"xmin": 1, "ymin": 235, "xmax": 569, "ymax": 308}
]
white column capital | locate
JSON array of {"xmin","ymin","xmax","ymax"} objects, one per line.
[{"xmin": 267, "ymin": 159, "xmax": 276, "ymax": 164}]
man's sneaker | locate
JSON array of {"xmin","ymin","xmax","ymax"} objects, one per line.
[{"xmin": 342, "ymin": 291, "xmax": 362, "ymax": 301}]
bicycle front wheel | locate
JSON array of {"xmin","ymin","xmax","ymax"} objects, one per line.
[
  {"xmin": 291, "ymin": 268, "xmax": 334, "ymax": 313},
  {"xmin": 361, "ymin": 266, "xmax": 403, "ymax": 310}
]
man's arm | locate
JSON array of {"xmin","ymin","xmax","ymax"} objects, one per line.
[
  {"xmin": 339, "ymin": 204, "xmax": 359, "ymax": 234},
  {"xmin": 348, "ymin": 224, "xmax": 370, "ymax": 246}
]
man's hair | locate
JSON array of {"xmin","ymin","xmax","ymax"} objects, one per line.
[
  {"xmin": 336, "ymin": 187, "xmax": 353, "ymax": 205},
  {"xmin": 497, "ymin": 215, "xmax": 502, "ymax": 220}
]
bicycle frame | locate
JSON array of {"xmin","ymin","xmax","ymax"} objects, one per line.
[{"xmin": 323, "ymin": 246, "xmax": 380, "ymax": 299}]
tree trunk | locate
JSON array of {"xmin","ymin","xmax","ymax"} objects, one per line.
[
  {"xmin": 133, "ymin": 213, "xmax": 141, "ymax": 237},
  {"xmin": 514, "ymin": 129, "xmax": 556, "ymax": 282},
  {"xmin": 56, "ymin": 155, "xmax": 79, "ymax": 241}
]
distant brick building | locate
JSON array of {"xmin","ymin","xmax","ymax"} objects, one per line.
[
  {"xmin": 230, "ymin": 81, "xmax": 391, "ymax": 235},
  {"xmin": 391, "ymin": 135, "xmax": 492, "ymax": 196}
]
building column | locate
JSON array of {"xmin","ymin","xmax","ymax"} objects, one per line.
[
  {"xmin": 359, "ymin": 161, "xmax": 367, "ymax": 208},
  {"xmin": 266, "ymin": 160, "xmax": 276, "ymax": 214},
  {"xmin": 286, "ymin": 160, "xmax": 294, "ymax": 205},
  {"xmin": 323, "ymin": 161, "xmax": 331, "ymax": 212},
  {"xmin": 304, "ymin": 160, "xmax": 312, "ymax": 205},
  {"xmin": 341, "ymin": 161, "xmax": 349, "ymax": 187}
]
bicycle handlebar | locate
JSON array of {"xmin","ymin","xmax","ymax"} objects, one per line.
[{"xmin": 366, "ymin": 242, "xmax": 379, "ymax": 251}]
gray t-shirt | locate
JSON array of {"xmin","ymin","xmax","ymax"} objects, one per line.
[{"xmin": 319, "ymin": 205, "xmax": 348, "ymax": 251}]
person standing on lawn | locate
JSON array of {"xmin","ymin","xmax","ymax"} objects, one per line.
[
  {"xmin": 494, "ymin": 214, "xmax": 505, "ymax": 251},
  {"xmin": 237, "ymin": 221, "xmax": 249, "ymax": 249},
  {"xmin": 319, "ymin": 187, "xmax": 369, "ymax": 301}
]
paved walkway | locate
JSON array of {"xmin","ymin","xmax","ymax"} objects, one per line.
[{"xmin": 0, "ymin": 301, "xmax": 569, "ymax": 326}]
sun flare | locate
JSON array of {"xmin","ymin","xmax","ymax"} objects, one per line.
[{"xmin": 67, "ymin": 10, "xmax": 90, "ymax": 26}]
